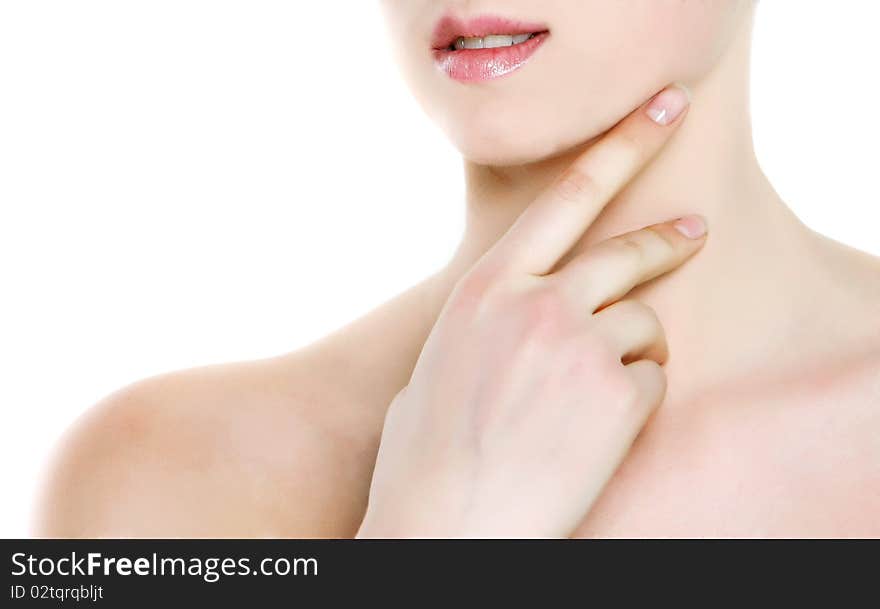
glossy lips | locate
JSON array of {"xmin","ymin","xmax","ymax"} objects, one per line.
[{"xmin": 432, "ymin": 15, "xmax": 549, "ymax": 83}]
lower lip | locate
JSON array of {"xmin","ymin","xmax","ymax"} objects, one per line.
[{"xmin": 433, "ymin": 32, "xmax": 549, "ymax": 83}]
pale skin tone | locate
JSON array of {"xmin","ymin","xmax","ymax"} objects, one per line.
[{"xmin": 36, "ymin": 1, "xmax": 880, "ymax": 537}]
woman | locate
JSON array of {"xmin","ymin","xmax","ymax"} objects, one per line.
[{"xmin": 36, "ymin": 1, "xmax": 880, "ymax": 537}]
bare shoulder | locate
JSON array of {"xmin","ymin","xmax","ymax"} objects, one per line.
[
  {"xmin": 34, "ymin": 274, "xmax": 437, "ymax": 538},
  {"xmin": 802, "ymin": 297, "xmax": 880, "ymax": 534},
  {"xmin": 813, "ymin": 236, "xmax": 880, "ymax": 408},
  {"xmin": 842, "ymin": 248, "xmax": 880, "ymax": 413},
  {"xmin": 814, "ymin": 241, "xmax": 880, "ymax": 437},
  {"xmin": 734, "ymin": 237, "xmax": 880, "ymax": 534},
  {"xmin": 821, "ymin": 345, "xmax": 880, "ymax": 534},
  {"xmin": 34, "ymin": 352, "xmax": 377, "ymax": 538},
  {"xmin": 833, "ymin": 346, "xmax": 880, "ymax": 424}
]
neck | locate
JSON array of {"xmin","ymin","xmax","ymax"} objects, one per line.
[{"xmin": 435, "ymin": 10, "xmax": 820, "ymax": 402}]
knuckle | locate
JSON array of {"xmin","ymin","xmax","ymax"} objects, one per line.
[
  {"xmin": 626, "ymin": 300, "xmax": 661, "ymax": 325},
  {"xmin": 647, "ymin": 308, "xmax": 663, "ymax": 333},
  {"xmin": 610, "ymin": 235, "xmax": 646, "ymax": 264},
  {"xmin": 608, "ymin": 368, "xmax": 645, "ymax": 417},
  {"xmin": 606, "ymin": 225, "xmax": 680, "ymax": 271},
  {"xmin": 554, "ymin": 165, "xmax": 601, "ymax": 203},
  {"xmin": 568, "ymin": 330, "xmax": 620, "ymax": 376},
  {"xmin": 644, "ymin": 225, "xmax": 678, "ymax": 252},
  {"xmin": 451, "ymin": 267, "xmax": 503, "ymax": 312},
  {"xmin": 644, "ymin": 363, "xmax": 668, "ymax": 403},
  {"xmin": 626, "ymin": 362, "xmax": 667, "ymax": 413},
  {"xmin": 521, "ymin": 287, "xmax": 569, "ymax": 339}
]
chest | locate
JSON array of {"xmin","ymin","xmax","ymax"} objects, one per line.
[{"xmin": 573, "ymin": 391, "xmax": 880, "ymax": 537}]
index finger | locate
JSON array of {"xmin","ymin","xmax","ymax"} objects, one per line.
[{"xmin": 491, "ymin": 83, "xmax": 691, "ymax": 276}]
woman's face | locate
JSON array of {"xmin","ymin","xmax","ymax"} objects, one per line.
[{"xmin": 380, "ymin": 0, "xmax": 751, "ymax": 166}]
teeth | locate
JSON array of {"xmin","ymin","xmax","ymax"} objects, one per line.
[
  {"xmin": 483, "ymin": 35, "xmax": 514, "ymax": 48},
  {"xmin": 453, "ymin": 33, "xmax": 535, "ymax": 50}
]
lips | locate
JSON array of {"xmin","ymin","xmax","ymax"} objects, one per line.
[{"xmin": 431, "ymin": 15, "xmax": 550, "ymax": 83}]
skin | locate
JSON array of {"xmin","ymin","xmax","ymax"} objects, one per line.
[
  {"xmin": 35, "ymin": 0, "xmax": 880, "ymax": 537},
  {"xmin": 359, "ymin": 89, "xmax": 704, "ymax": 537}
]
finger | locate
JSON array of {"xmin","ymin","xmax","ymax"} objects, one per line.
[
  {"xmin": 624, "ymin": 359, "xmax": 667, "ymax": 419},
  {"xmin": 556, "ymin": 214, "xmax": 707, "ymax": 312},
  {"xmin": 593, "ymin": 300, "xmax": 668, "ymax": 365},
  {"xmin": 491, "ymin": 84, "xmax": 691, "ymax": 276}
]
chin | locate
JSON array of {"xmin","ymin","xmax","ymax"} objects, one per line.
[
  {"xmin": 450, "ymin": 126, "xmax": 567, "ymax": 167},
  {"xmin": 382, "ymin": 0, "xmax": 752, "ymax": 168},
  {"xmin": 453, "ymin": 135, "xmax": 579, "ymax": 168},
  {"xmin": 437, "ymin": 98, "xmax": 596, "ymax": 167},
  {"xmin": 439, "ymin": 90, "xmax": 640, "ymax": 168}
]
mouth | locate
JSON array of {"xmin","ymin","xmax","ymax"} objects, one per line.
[{"xmin": 431, "ymin": 15, "xmax": 550, "ymax": 83}]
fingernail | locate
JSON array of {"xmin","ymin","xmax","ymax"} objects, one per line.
[
  {"xmin": 673, "ymin": 215, "xmax": 707, "ymax": 239},
  {"xmin": 646, "ymin": 83, "xmax": 691, "ymax": 126}
]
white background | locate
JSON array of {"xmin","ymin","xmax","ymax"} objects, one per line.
[{"xmin": 1, "ymin": 2, "xmax": 878, "ymax": 537}]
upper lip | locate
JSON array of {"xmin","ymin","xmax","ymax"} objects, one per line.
[{"xmin": 431, "ymin": 14, "xmax": 549, "ymax": 50}]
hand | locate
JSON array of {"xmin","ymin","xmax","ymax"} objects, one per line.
[{"xmin": 358, "ymin": 85, "xmax": 702, "ymax": 538}]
